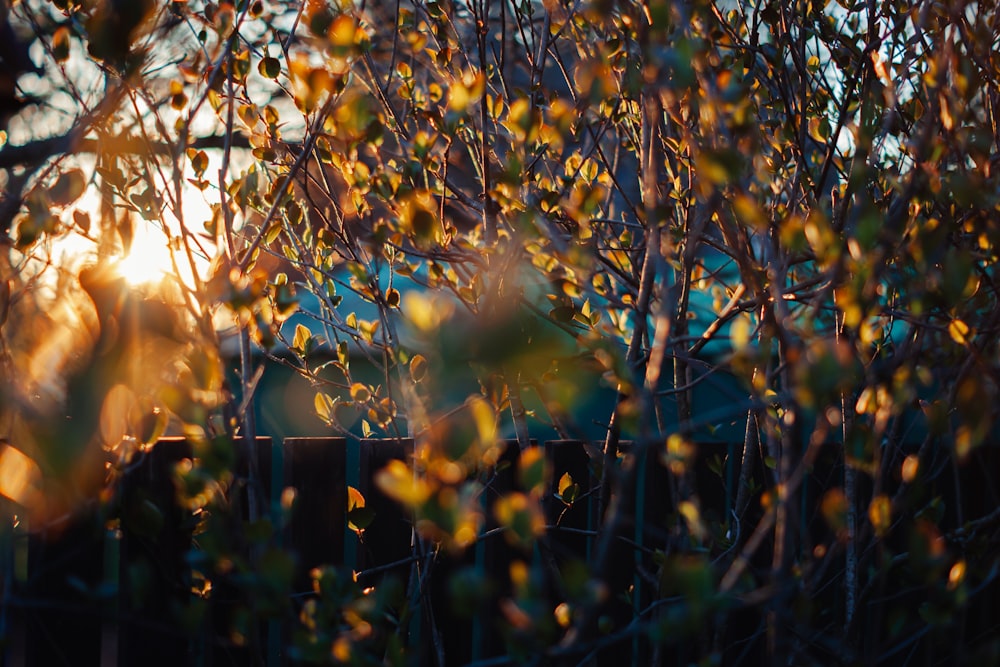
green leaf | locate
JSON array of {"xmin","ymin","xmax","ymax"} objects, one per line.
[
  {"xmin": 258, "ymin": 55, "xmax": 281, "ymax": 79},
  {"xmin": 557, "ymin": 472, "xmax": 579, "ymax": 504}
]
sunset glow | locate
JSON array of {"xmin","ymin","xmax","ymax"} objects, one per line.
[{"xmin": 114, "ymin": 227, "xmax": 175, "ymax": 287}]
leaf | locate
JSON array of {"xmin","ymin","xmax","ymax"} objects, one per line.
[
  {"xmin": 948, "ymin": 319, "xmax": 971, "ymax": 345},
  {"xmin": 189, "ymin": 149, "xmax": 209, "ymax": 177},
  {"xmin": 293, "ymin": 323, "xmax": 311, "ymax": 353},
  {"xmin": 52, "ymin": 26, "xmax": 71, "ymax": 61},
  {"xmin": 679, "ymin": 501, "xmax": 706, "ymax": 541},
  {"xmin": 730, "ymin": 315, "xmax": 751, "ymax": 349},
  {"xmin": 348, "ymin": 486, "xmax": 365, "ymax": 512},
  {"xmin": 73, "ymin": 210, "xmax": 91, "ymax": 234},
  {"xmin": 347, "ymin": 486, "xmax": 374, "ymax": 532},
  {"xmin": 314, "ymin": 392, "xmax": 336, "ymax": 423},
  {"xmin": 348, "ymin": 505, "xmax": 375, "ymax": 532},
  {"xmin": 494, "ymin": 492, "xmax": 545, "ymax": 547},
  {"xmin": 557, "ymin": 472, "xmax": 579, "ymax": 504},
  {"xmin": 519, "ymin": 446, "xmax": 545, "ymax": 497},
  {"xmin": 258, "ymin": 55, "xmax": 281, "ymax": 79},
  {"xmin": 375, "ymin": 459, "xmax": 433, "ymax": 506},
  {"xmin": 409, "ymin": 354, "xmax": 428, "ymax": 382},
  {"xmin": 868, "ymin": 495, "xmax": 892, "ymax": 537},
  {"xmin": 350, "ymin": 382, "xmax": 371, "ymax": 402},
  {"xmin": 821, "ymin": 488, "xmax": 849, "ymax": 532},
  {"xmin": 449, "ymin": 71, "xmax": 485, "ymax": 112},
  {"xmin": 50, "ymin": 169, "xmax": 86, "ymax": 206}
]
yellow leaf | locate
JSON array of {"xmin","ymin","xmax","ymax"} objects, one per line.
[
  {"xmin": 732, "ymin": 194, "xmax": 766, "ymax": 231},
  {"xmin": 350, "ymin": 383, "xmax": 371, "ymax": 403},
  {"xmin": 948, "ymin": 560, "xmax": 966, "ymax": 590},
  {"xmin": 679, "ymin": 501, "xmax": 706, "ymax": 541},
  {"xmin": 518, "ymin": 446, "xmax": 545, "ymax": 497},
  {"xmin": 329, "ymin": 14, "xmax": 360, "ymax": 49},
  {"xmin": 468, "ymin": 397, "xmax": 496, "ymax": 446},
  {"xmin": 868, "ymin": 495, "xmax": 892, "ymax": 537},
  {"xmin": 557, "ymin": 472, "xmax": 574, "ymax": 497},
  {"xmin": 409, "ymin": 354, "xmax": 428, "ymax": 382},
  {"xmin": 375, "ymin": 459, "xmax": 434, "ymax": 506},
  {"xmin": 347, "ymin": 485, "xmax": 365, "ymax": 511},
  {"xmin": 449, "ymin": 70, "xmax": 485, "ymax": 112},
  {"xmin": 821, "ymin": 488, "xmax": 849, "ymax": 532},
  {"xmin": 494, "ymin": 492, "xmax": 545, "ymax": 546},
  {"xmin": 948, "ymin": 318, "xmax": 971, "ymax": 345},
  {"xmin": 293, "ymin": 323, "xmax": 311, "ymax": 352},
  {"xmin": 314, "ymin": 392, "xmax": 335, "ymax": 423},
  {"xmin": 730, "ymin": 316, "xmax": 751, "ymax": 350}
]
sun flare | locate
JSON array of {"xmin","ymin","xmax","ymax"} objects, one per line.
[{"xmin": 115, "ymin": 229, "xmax": 176, "ymax": 287}]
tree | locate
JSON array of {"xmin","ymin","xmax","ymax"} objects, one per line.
[{"xmin": 2, "ymin": 0, "xmax": 1000, "ymax": 663}]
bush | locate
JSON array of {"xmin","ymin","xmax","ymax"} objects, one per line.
[{"xmin": 1, "ymin": 0, "xmax": 999, "ymax": 663}]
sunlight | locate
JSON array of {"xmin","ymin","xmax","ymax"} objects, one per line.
[
  {"xmin": 114, "ymin": 225, "xmax": 175, "ymax": 287},
  {"xmin": 0, "ymin": 443, "xmax": 42, "ymax": 507}
]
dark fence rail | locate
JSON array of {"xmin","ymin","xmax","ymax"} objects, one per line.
[{"xmin": 1, "ymin": 436, "xmax": 998, "ymax": 666}]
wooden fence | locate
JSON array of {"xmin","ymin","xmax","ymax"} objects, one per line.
[{"xmin": 2, "ymin": 435, "xmax": 998, "ymax": 666}]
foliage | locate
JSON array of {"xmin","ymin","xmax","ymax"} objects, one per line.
[{"xmin": 2, "ymin": 0, "xmax": 1000, "ymax": 663}]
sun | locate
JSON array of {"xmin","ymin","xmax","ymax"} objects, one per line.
[{"xmin": 115, "ymin": 227, "xmax": 176, "ymax": 287}]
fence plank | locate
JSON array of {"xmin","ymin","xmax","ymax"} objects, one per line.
[
  {"xmin": 282, "ymin": 437, "xmax": 347, "ymax": 592},
  {"xmin": 118, "ymin": 438, "xmax": 195, "ymax": 666},
  {"xmin": 25, "ymin": 509, "xmax": 104, "ymax": 667},
  {"xmin": 543, "ymin": 440, "xmax": 597, "ymax": 563},
  {"xmin": 356, "ymin": 438, "xmax": 413, "ymax": 587}
]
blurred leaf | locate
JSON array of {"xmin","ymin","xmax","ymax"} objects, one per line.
[
  {"xmin": 50, "ymin": 169, "xmax": 86, "ymax": 206},
  {"xmin": 73, "ymin": 210, "xmax": 91, "ymax": 234},
  {"xmin": 375, "ymin": 459, "xmax": 434, "ymax": 507},
  {"xmin": 52, "ymin": 26, "xmax": 71, "ymax": 61},
  {"xmin": 948, "ymin": 319, "xmax": 971, "ymax": 345},
  {"xmin": 519, "ymin": 446, "xmax": 545, "ymax": 497},
  {"xmin": 821, "ymin": 488, "xmax": 849, "ymax": 534},
  {"xmin": 869, "ymin": 495, "xmax": 892, "ymax": 538},
  {"xmin": 494, "ymin": 492, "xmax": 545, "ymax": 548}
]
